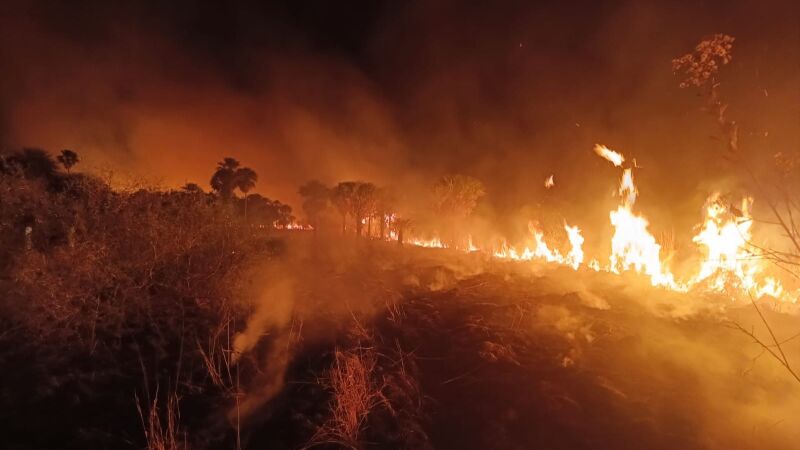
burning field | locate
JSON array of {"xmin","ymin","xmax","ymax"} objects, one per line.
[{"xmin": 1, "ymin": 1, "xmax": 800, "ymax": 449}]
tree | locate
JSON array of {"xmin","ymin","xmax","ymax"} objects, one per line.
[
  {"xmin": 210, "ymin": 157, "xmax": 241, "ymax": 199},
  {"xmin": 431, "ymin": 174, "xmax": 485, "ymax": 247},
  {"xmin": 298, "ymin": 180, "xmax": 330, "ymax": 231},
  {"xmin": 246, "ymin": 194, "xmax": 294, "ymax": 229},
  {"xmin": 432, "ymin": 174, "xmax": 485, "ymax": 218},
  {"xmin": 374, "ymin": 187, "xmax": 396, "ymax": 239},
  {"xmin": 182, "ymin": 183, "xmax": 203, "ymax": 194},
  {"xmin": 331, "ymin": 182, "xmax": 357, "ymax": 234},
  {"xmin": 57, "ymin": 149, "xmax": 79, "ymax": 174},
  {"xmin": 209, "ymin": 157, "xmax": 258, "ymax": 204},
  {"xmin": 352, "ymin": 182, "xmax": 378, "ymax": 237},
  {"xmin": 394, "ymin": 217, "xmax": 412, "ymax": 245},
  {"xmin": 10, "ymin": 148, "xmax": 59, "ymax": 181},
  {"xmin": 234, "ymin": 167, "xmax": 258, "ymax": 220}
]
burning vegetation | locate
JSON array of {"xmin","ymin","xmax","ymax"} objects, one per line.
[{"xmin": 1, "ymin": 2, "xmax": 799, "ymax": 449}]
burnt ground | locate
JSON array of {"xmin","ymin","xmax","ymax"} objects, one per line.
[{"xmin": 239, "ymin": 240, "xmax": 800, "ymax": 450}]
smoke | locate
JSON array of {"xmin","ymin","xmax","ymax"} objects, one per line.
[
  {"xmin": 0, "ymin": 0, "xmax": 797, "ymax": 240},
  {"xmin": 233, "ymin": 279, "xmax": 294, "ymax": 358}
]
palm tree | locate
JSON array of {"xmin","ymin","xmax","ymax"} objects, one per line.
[
  {"xmin": 234, "ymin": 167, "xmax": 258, "ymax": 220},
  {"xmin": 57, "ymin": 149, "xmax": 79, "ymax": 174},
  {"xmin": 210, "ymin": 157, "xmax": 240, "ymax": 199}
]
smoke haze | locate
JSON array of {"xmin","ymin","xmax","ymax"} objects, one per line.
[{"xmin": 1, "ymin": 0, "xmax": 798, "ymax": 237}]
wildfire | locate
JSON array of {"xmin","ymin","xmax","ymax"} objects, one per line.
[
  {"xmin": 605, "ymin": 161, "xmax": 681, "ymax": 289},
  {"xmin": 399, "ymin": 143, "xmax": 795, "ymax": 304},
  {"xmin": 564, "ymin": 224, "xmax": 585, "ymax": 270},
  {"xmin": 691, "ymin": 194, "xmax": 783, "ymax": 299},
  {"xmin": 274, "ymin": 221, "xmax": 314, "ymax": 230},
  {"xmin": 491, "ymin": 222, "xmax": 585, "ymax": 269},
  {"xmin": 409, "ymin": 236, "xmax": 446, "ymax": 248}
]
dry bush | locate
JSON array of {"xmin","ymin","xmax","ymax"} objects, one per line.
[
  {"xmin": 0, "ymin": 163, "xmax": 283, "ymax": 448},
  {"xmin": 307, "ymin": 310, "xmax": 429, "ymax": 449}
]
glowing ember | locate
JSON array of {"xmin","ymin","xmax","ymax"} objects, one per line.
[{"xmin": 544, "ymin": 175, "xmax": 555, "ymax": 189}]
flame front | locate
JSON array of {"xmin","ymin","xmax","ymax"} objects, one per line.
[{"xmin": 368, "ymin": 143, "xmax": 794, "ymax": 304}]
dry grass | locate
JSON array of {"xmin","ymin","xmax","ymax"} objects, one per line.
[
  {"xmin": 136, "ymin": 390, "xmax": 187, "ymax": 450},
  {"xmin": 308, "ymin": 346, "xmax": 391, "ymax": 449}
]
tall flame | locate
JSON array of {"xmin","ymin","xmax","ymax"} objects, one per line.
[
  {"xmin": 565, "ymin": 224, "xmax": 585, "ymax": 270},
  {"xmin": 597, "ymin": 147, "xmax": 681, "ymax": 288}
]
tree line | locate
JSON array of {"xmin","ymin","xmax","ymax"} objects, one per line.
[{"xmin": 297, "ymin": 174, "xmax": 486, "ymax": 246}]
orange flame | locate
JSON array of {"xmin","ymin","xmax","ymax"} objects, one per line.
[{"xmin": 594, "ymin": 144, "xmax": 625, "ymax": 167}]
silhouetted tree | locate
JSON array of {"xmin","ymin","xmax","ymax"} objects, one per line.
[
  {"xmin": 273, "ymin": 201, "xmax": 295, "ymax": 228},
  {"xmin": 210, "ymin": 158, "xmax": 258, "ymax": 205},
  {"xmin": 298, "ymin": 180, "xmax": 330, "ymax": 231},
  {"xmin": 352, "ymin": 182, "xmax": 378, "ymax": 237},
  {"xmin": 10, "ymin": 148, "xmax": 59, "ymax": 181},
  {"xmin": 247, "ymin": 194, "xmax": 294, "ymax": 228},
  {"xmin": 57, "ymin": 149, "xmax": 79, "ymax": 174},
  {"xmin": 374, "ymin": 187, "xmax": 396, "ymax": 239},
  {"xmin": 235, "ymin": 167, "xmax": 258, "ymax": 219},
  {"xmin": 332, "ymin": 181, "xmax": 357, "ymax": 234},
  {"xmin": 394, "ymin": 217, "xmax": 412, "ymax": 245},
  {"xmin": 210, "ymin": 157, "xmax": 241, "ymax": 199},
  {"xmin": 182, "ymin": 182, "xmax": 203, "ymax": 194}
]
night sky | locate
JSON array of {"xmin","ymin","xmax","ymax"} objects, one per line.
[{"xmin": 1, "ymin": 0, "xmax": 798, "ymax": 234}]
